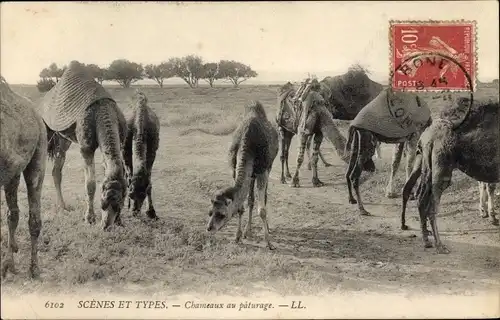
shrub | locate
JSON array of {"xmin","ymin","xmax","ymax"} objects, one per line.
[{"xmin": 37, "ymin": 78, "xmax": 56, "ymax": 93}]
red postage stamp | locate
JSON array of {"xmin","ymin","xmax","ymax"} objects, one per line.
[{"xmin": 390, "ymin": 20, "xmax": 477, "ymax": 92}]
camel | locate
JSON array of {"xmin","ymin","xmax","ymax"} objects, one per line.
[
  {"xmin": 276, "ymin": 68, "xmax": 384, "ymax": 186},
  {"xmin": 276, "ymin": 82, "xmax": 332, "ymax": 184},
  {"xmin": 345, "ymin": 88, "xmax": 432, "ymax": 216},
  {"xmin": 281, "ymin": 79, "xmax": 351, "ymax": 188},
  {"xmin": 401, "ymin": 97, "xmax": 499, "ymax": 253},
  {"xmin": 41, "ymin": 61, "xmax": 128, "ymax": 230},
  {"xmin": 1, "ymin": 76, "xmax": 47, "ymax": 278},
  {"xmin": 123, "ymin": 90, "xmax": 160, "ymax": 220},
  {"xmin": 206, "ymin": 101, "xmax": 279, "ymax": 250}
]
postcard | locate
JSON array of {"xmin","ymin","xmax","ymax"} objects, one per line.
[{"xmin": 1, "ymin": 1, "xmax": 499, "ymax": 319}]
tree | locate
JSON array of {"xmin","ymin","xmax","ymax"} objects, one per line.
[
  {"xmin": 48, "ymin": 63, "xmax": 64, "ymax": 82},
  {"xmin": 39, "ymin": 68, "xmax": 51, "ymax": 79},
  {"xmin": 105, "ymin": 59, "xmax": 143, "ymax": 88},
  {"xmin": 219, "ymin": 60, "xmax": 258, "ymax": 87},
  {"xmin": 171, "ymin": 55, "xmax": 204, "ymax": 88},
  {"xmin": 201, "ymin": 62, "xmax": 222, "ymax": 87},
  {"xmin": 85, "ymin": 64, "xmax": 106, "ymax": 84},
  {"xmin": 144, "ymin": 62, "xmax": 175, "ymax": 88}
]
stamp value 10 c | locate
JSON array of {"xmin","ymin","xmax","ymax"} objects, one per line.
[{"xmin": 390, "ymin": 20, "xmax": 477, "ymax": 92}]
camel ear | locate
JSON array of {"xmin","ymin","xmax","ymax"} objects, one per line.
[{"xmin": 224, "ymin": 198, "xmax": 232, "ymax": 206}]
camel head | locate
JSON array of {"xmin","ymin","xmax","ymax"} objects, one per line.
[
  {"xmin": 133, "ymin": 89, "xmax": 148, "ymax": 106},
  {"xmin": 206, "ymin": 187, "xmax": 242, "ymax": 233},
  {"xmin": 100, "ymin": 177, "xmax": 127, "ymax": 230},
  {"xmin": 127, "ymin": 168, "xmax": 151, "ymax": 214}
]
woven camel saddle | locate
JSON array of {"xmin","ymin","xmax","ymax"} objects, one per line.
[
  {"xmin": 276, "ymin": 78, "xmax": 324, "ymax": 133},
  {"xmin": 40, "ymin": 61, "xmax": 114, "ymax": 131},
  {"xmin": 350, "ymin": 88, "xmax": 431, "ymax": 139}
]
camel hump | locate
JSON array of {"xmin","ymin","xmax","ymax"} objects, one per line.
[
  {"xmin": 1, "ymin": 77, "xmax": 41, "ymax": 178},
  {"xmin": 351, "ymin": 89, "xmax": 431, "ymax": 139},
  {"xmin": 245, "ymin": 100, "xmax": 268, "ymax": 120},
  {"xmin": 133, "ymin": 89, "xmax": 148, "ymax": 106},
  {"xmin": 40, "ymin": 61, "xmax": 114, "ymax": 132}
]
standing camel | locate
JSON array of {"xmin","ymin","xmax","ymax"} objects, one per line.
[
  {"xmin": 207, "ymin": 101, "xmax": 279, "ymax": 250},
  {"xmin": 276, "ymin": 81, "xmax": 332, "ymax": 184},
  {"xmin": 41, "ymin": 61, "xmax": 127, "ymax": 230},
  {"xmin": 1, "ymin": 76, "xmax": 47, "ymax": 278},
  {"xmin": 401, "ymin": 98, "xmax": 499, "ymax": 253},
  {"xmin": 345, "ymin": 88, "xmax": 432, "ymax": 216},
  {"xmin": 123, "ymin": 90, "xmax": 160, "ymax": 220},
  {"xmin": 276, "ymin": 68, "xmax": 384, "ymax": 185},
  {"xmin": 289, "ymin": 79, "xmax": 351, "ymax": 188}
]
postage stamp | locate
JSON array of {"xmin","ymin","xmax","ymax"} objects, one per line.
[{"xmin": 389, "ymin": 20, "xmax": 477, "ymax": 91}]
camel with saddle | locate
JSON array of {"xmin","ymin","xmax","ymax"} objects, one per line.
[
  {"xmin": 40, "ymin": 61, "xmax": 128, "ymax": 230},
  {"xmin": 345, "ymin": 88, "xmax": 432, "ymax": 216},
  {"xmin": 277, "ymin": 69, "xmax": 415, "ymax": 196}
]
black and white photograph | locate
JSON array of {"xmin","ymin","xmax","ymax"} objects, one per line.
[{"xmin": 1, "ymin": 1, "xmax": 499, "ymax": 319}]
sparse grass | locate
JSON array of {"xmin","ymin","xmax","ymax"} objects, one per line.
[{"xmin": 1, "ymin": 84, "xmax": 499, "ymax": 298}]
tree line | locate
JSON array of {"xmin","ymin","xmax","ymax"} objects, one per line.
[{"xmin": 36, "ymin": 55, "xmax": 258, "ymax": 92}]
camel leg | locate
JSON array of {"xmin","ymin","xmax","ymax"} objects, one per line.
[
  {"xmin": 291, "ymin": 133, "xmax": 309, "ymax": 188},
  {"xmin": 375, "ymin": 141, "xmax": 382, "ymax": 159},
  {"xmin": 235, "ymin": 207, "xmax": 244, "ymax": 243},
  {"xmin": 23, "ymin": 152, "xmax": 45, "ymax": 278},
  {"xmin": 243, "ymin": 177, "xmax": 256, "ymax": 239},
  {"xmin": 485, "ymin": 183, "xmax": 498, "ymax": 225},
  {"xmin": 428, "ymin": 165, "xmax": 453, "ymax": 254},
  {"xmin": 479, "ymin": 182, "xmax": 489, "ymax": 218},
  {"xmin": 345, "ymin": 134, "xmax": 359, "ymax": 205},
  {"xmin": 145, "ymin": 183, "xmax": 158, "ymax": 220},
  {"xmin": 306, "ymin": 136, "xmax": 313, "ymax": 170},
  {"xmin": 256, "ymin": 170, "xmax": 275, "ymax": 250},
  {"xmin": 81, "ymin": 149, "xmax": 97, "ymax": 224},
  {"xmin": 405, "ymin": 136, "xmax": 418, "ymax": 200},
  {"xmin": 1, "ymin": 175, "xmax": 21, "ymax": 278},
  {"xmin": 385, "ymin": 142, "xmax": 404, "ymax": 198},
  {"xmin": 279, "ymin": 129, "xmax": 292, "ymax": 183},
  {"xmin": 284, "ymin": 131, "xmax": 293, "ymax": 179},
  {"xmin": 279, "ymin": 128, "xmax": 286, "ymax": 183},
  {"xmin": 311, "ymin": 132, "xmax": 325, "ymax": 187},
  {"xmin": 351, "ymin": 131, "xmax": 371, "ymax": 216},
  {"xmin": 52, "ymin": 150, "xmax": 69, "ymax": 210}
]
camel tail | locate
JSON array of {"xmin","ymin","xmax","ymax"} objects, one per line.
[
  {"xmin": 336, "ymin": 124, "xmax": 356, "ymax": 164},
  {"xmin": 46, "ymin": 124, "xmax": 61, "ymax": 161},
  {"xmin": 345, "ymin": 125, "xmax": 356, "ymax": 154},
  {"xmin": 401, "ymin": 143, "xmax": 427, "ymax": 230}
]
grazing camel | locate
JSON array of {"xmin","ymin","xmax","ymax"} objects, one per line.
[
  {"xmin": 41, "ymin": 61, "xmax": 128, "ymax": 230},
  {"xmin": 206, "ymin": 101, "xmax": 279, "ymax": 250},
  {"xmin": 401, "ymin": 98, "xmax": 499, "ymax": 253},
  {"xmin": 276, "ymin": 68, "xmax": 384, "ymax": 185},
  {"xmin": 123, "ymin": 90, "xmax": 160, "ymax": 220},
  {"xmin": 1, "ymin": 76, "xmax": 47, "ymax": 278},
  {"xmin": 345, "ymin": 88, "xmax": 432, "ymax": 216}
]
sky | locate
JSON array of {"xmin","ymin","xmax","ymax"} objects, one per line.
[{"xmin": 1, "ymin": 1, "xmax": 499, "ymax": 85}]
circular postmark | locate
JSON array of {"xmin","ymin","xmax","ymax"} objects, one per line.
[{"xmin": 389, "ymin": 52, "xmax": 474, "ymax": 129}]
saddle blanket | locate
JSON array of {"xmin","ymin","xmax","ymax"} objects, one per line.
[
  {"xmin": 350, "ymin": 89, "xmax": 431, "ymax": 139},
  {"xmin": 40, "ymin": 61, "xmax": 114, "ymax": 131}
]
